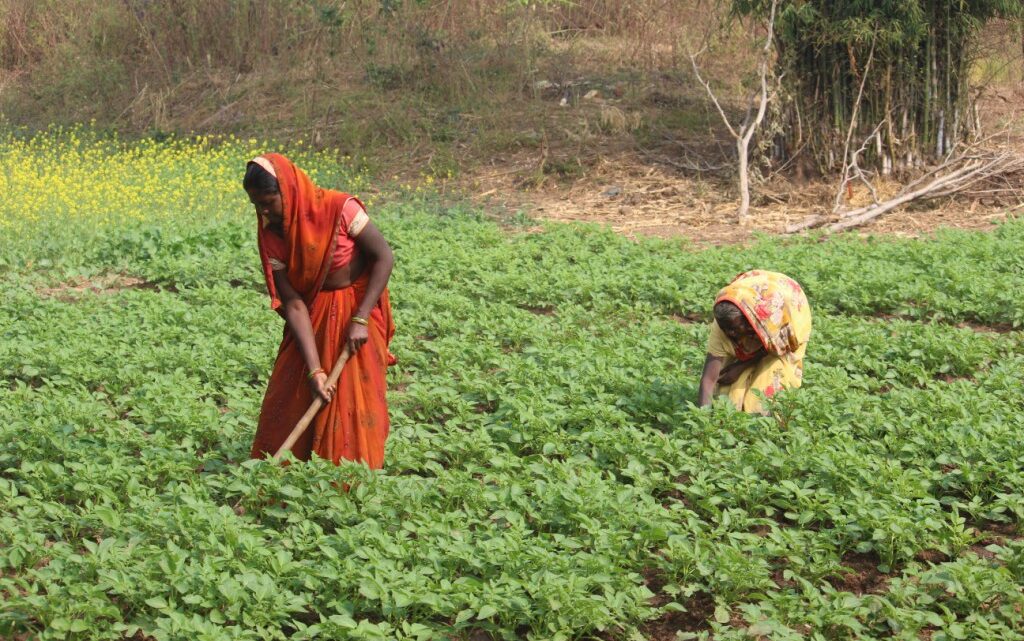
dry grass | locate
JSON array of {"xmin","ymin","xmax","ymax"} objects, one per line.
[
  {"xmin": 0, "ymin": 0, "xmax": 711, "ymax": 130},
  {"xmin": 0, "ymin": 0, "xmax": 753, "ymax": 190},
  {"xmin": 2, "ymin": 1, "xmax": 1021, "ymax": 243}
]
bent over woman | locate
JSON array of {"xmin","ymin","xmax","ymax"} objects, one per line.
[
  {"xmin": 697, "ymin": 270, "xmax": 811, "ymax": 413},
  {"xmin": 245, "ymin": 154, "xmax": 396, "ymax": 468}
]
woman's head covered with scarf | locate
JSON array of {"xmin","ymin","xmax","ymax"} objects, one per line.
[
  {"xmin": 245, "ymin": 153, "xmax": 348, "ymax": 309},
  {"xmin": 713, "ymin": 270, "xmax": 809, "ymax": 356}
]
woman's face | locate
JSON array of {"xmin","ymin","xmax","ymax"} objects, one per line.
[
  {"xmin": 720, "ymin": 312, "xmax": 757, "ymax": 345},
  {"xmin": 247, "ymin": 189, "xmax": 283, "ymax": 228}
]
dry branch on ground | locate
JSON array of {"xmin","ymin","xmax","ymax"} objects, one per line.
[{"xmin": 787, "ymin": 145, "xmax": 1024, "ymax": 234}]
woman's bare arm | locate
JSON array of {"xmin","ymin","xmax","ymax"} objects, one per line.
[
  {"xmin": 273, "ymin": 270, "xmax": 333, "ymax": 402},
  {"xmin": 345, "ymin": 221, "xmax": 394, "ymax": 353},
  {"xmin": 697, "ymin": 354, "xmax": 725, "ymax": 407}
]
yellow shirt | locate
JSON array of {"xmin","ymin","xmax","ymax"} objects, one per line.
[{"xmin": 707, "ymin": 320, "xmax": 735, "ymax": 359}]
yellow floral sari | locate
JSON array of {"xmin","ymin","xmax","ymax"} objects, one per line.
[{"xmin": 706, "ymin": 270, "xmax": 812, "ymax": 412}]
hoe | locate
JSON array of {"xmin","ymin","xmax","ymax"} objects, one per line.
[{"xmin": 272, "ymin": 345, "xmax": 352, "ymax": 460}]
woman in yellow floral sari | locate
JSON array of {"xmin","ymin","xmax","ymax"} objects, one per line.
[{"xmin": 697, "ymin": 270, "xmax": 812, "ymax": 413}]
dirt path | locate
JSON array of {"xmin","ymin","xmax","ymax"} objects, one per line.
[{"xmin": 457, "ymin": 146, "xmax": 1021, "ymax": 246}]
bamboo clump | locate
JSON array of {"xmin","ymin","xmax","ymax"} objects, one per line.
[{"xmin": 732, "ymin": 0, "xmax": 1024, "ymax": 174}]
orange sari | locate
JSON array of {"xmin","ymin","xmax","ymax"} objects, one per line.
[{"xmin": 249, "ymin": 153, "xmax": 395, "ymax": 468}]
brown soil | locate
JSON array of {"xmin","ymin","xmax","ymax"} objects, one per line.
[
  {"xmin": 979, "ymin": 521, "xmax": 1023, "ymax": 541},
  {"xmin": 642, "ymin": 592, "xmax": 717, "ymax": 640},
  {"xmin": 772, "ymin": 566, "xmax": 798, "ymax": 590},
  {"xmin": 827, "ymin": 552, "xmax": 891, "ymax": 595},
  {"xmin": 967, "ymin": 544, "xmax": 1000, "ymax": 560},
  {"xmin": 955, "ymin": 321, "xmax": 1019, "ymax": 334},
  {"xmin": 457, "ymin": 145, "xmax": 1022, "ymax": 246},
  {"xmin": 637, "ymin": 567, "xmax": 723, "ymax": 640},
  {"xmin": 36, "ymin": 273, "xmax": 161, "ymax": 301},
  {"xmin": 518, "ymin": 304, "xmax": 557, "ymax": 316},
  {"xmin": 915, "ymin": 549, "xmax": 950, "ymax": 564},
  {"xmin": 967, "ymin": 523, "xmax": 1022, "ymax": 560}
]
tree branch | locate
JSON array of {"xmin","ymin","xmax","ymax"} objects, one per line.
[
  {"xmin": 688, "ymin": 0, "xmax": 780, "ymax": 223},
  {"xmin": 788, "ymin": 142, "xmax": 1024, "ymax": 233},
  {"xmin": 833, "ymin": 37, "xmax": 877, "ymax": 213},
  {"xmin": 689, "ymin": 48, "xmax": 739, "ymax": 140}
]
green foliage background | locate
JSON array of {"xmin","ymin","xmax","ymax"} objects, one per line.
[{"xmin": 1, "ymin": 134, "xmax": 1023, "ymax": 640}]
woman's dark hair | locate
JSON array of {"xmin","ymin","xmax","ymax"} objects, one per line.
[
  {"xmin": 713, "ymin": 300, "xmax": 747, "ymax": 329},
  {"xmin": 243, "ymin": 162, "xmax": 280, "ymax": 194}
]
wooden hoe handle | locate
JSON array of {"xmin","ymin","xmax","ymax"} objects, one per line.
[{"xmin": 272, "ymin": 345, "xmax": 352, "ymax": 460}]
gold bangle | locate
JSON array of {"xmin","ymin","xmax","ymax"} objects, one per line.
[
  {"xmin": 351, "ymin": 316, "xmax": 369, "ymax": 326},
  {"xmin": 307, "ymin": 367, "xmax": 325, "ymax": 380}
]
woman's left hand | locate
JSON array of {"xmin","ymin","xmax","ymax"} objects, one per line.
[
  {"xmin": 717, "ymin": 348, "xmax": 768, "ymax": 385},
  {"xmin": 346, "ymin": 321, "xmax": 369, "ymax": 354}
]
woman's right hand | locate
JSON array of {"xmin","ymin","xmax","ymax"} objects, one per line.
[
  {"xmin": 717, "ymin": 360, "xmax": 751, "ymax": 386},
  {"xmin": 308, "ymin": 371, "xmax": 335, "ymax": 403}
]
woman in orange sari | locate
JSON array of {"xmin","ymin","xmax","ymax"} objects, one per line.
[{"xmin": 244, "ymin": 154, "xmax": 395, "ymax": 468}]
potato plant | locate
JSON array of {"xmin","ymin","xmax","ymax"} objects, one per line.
[{"xmin": 1, "ymin": 133, "xmax": 1022, "ymax": 640}]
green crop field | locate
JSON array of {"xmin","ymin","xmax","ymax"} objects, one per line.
[{"xmin": 1, "ymin": 131, "xmax": 1023, "ymax": 641}]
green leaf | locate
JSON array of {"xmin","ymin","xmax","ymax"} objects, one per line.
[
  {"xmin": 358, "ymin": 580, "xmax": 381, "ymax": 600},
  {"xmin": 747, "ymin": 621, "xmax": 772, "ymax": 635},
  {"xmin": 476, "ymin": 605, "xmax": 498, "ymax": 620},
  {"xmin": 328, "ymin": 614, "xmax": 358, "ymax": 629},
  {"xmin": 49, "ymin": 618, "xmax": 70, "ymax": 631},
  {"xmin": 145, "ymin": 596, "xmax": 169, "ymax": 610},
  {"xmin": 714, "ymin": 605, "xmax": 731, "ymax": 624},
  {"xmin": 279, "ymin": 485, "xmax": 304, "ymax": 498}
]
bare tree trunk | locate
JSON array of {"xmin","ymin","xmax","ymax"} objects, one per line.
[
  {"xmin": 737, "ymin": 137, "xmax": 750, "ymax": 218},
  {"xmin": 690, "ymin": 0, "xmax": 779, "ymax": 224}
]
